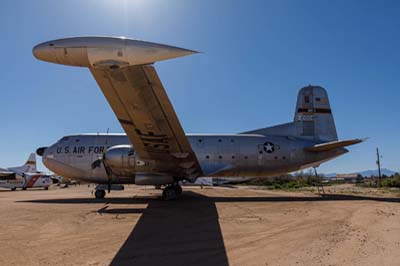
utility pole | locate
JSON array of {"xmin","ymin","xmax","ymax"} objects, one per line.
[{"xmin": 376, "ymin": 147, "xmax": 382, "ymax": 187}]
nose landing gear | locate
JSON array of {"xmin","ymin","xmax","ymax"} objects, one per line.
[
  {"xmin": 95, "ymin": 189, "xmax": 106, "ymax": 199},
  {"xmin": 162, "ymin": 183, "xmax": 182, "ymax": 200},
  {"xmin": 93, "ymin": 184, "xmax": 124, "ymax": 199}
]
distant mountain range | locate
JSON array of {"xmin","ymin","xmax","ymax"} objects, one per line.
[{"xmin": 324, "ymin": 168, "xmax": 398, "ymax": 178}]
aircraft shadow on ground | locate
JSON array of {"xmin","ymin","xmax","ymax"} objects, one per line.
[
  {"xmin": 19, "ymin": 192, "xmax": 230, "ymax": 266},
  {"xmin": 106, "ymin": 192, "xmax": 229, "ymax": 266},
  {"xmin": 20, "ymin": 192, "xmax": 400, "ymax": 205},
  {"xmin": 18, "ymin": 191, "xmax": 399, "ymax": 266}
]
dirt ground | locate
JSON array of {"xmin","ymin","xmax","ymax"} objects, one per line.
[{"xmin": 0, "ymin": 185, "xmax": 399, "ymax": 266}]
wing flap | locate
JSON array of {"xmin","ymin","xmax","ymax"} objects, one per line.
[{"xmin": 305, "ymin": 138, "xmax": 365, "ymax": 152}]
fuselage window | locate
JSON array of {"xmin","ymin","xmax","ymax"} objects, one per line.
[
  {"xmin": 232, "ymin": 155, "xmax": 235, "ymax": 159},
  {"xmin": 230, "ymin": 139, "xmax": 234, "ymax": 143},
  {"xmin": 206, "ymin": 155, "xmax": 210, "ymax": 159},
  {"xmin": 218, "ymin": 155, "xmax": 222, "ymax": 159},
  {"xmin": 198, "ymin": 139, "xmax": 203, "ymax": 143},
  {"xmin": 218, "ymin": 139, "xmax": 222, "ymax": 142},
  {"xmin": 283, "ymin": 156, "xmax": 286, "ymax": 160},
  {"xmin": 244, "ymin": 156, "xmax": 248, "ymax": 159}
]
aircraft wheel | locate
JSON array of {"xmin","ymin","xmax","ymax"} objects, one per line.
[
  {"xmin": 162, "ymin": 186, "xmax": 177, "ymax": 200},
  {"xmin": 22, "ymin": 187, "xmax": 27, "ymax": 191},
  {"xmin": 11, "ymin": 187, "xmax": 16, "ymax": 191},
  {"xmin": 174, "ymin": 184, "xmax": 182, "ymax": 195},
  {"xmin": 44, "ymin": 186, "xmax": 49, "ymax": 190},
  {"xmin": 95, "ymin": 190, "xmax": 106, "ymax": 199}
]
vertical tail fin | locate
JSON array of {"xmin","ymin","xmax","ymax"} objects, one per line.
[
  {"xmin": 24, "ymin": 153, "xmax": 37, "ymax": 172},
  {"xmin": 294, "ymin": 86, "xmax": 338, "ymax": 142},
  {"xmin": 10, "ymin": 153, "xmax": 37, "ymax": 173}
]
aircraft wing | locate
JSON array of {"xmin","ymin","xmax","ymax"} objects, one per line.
[
  {"xmin": 90, "ymin": 65, "xmax": 203, "ymax": 180},
  {"xmin": 0, "ymin": 171, "xmax": 15, "ymax": 177},
  {"xmin": 305, "ymin": 138, "xmax": 366, "ymax": 152}
]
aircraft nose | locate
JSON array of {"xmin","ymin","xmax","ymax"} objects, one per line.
[
  {"xmin": 36, "ymin": 147, "xmax": 48, "ymax": 157},
  {"xmin": 32, "ymin": 42, "xmax": 56, "ymax": 62}
]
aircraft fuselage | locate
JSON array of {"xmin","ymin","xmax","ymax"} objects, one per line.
[{"xmin": 42, "ymin": 133, "xmax": 346, "ymax": 184}]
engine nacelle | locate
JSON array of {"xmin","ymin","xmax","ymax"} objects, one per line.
[
  {"xmin": 135, "ymin": 173, "xmax": 174, "ymax": 186},
  {"xmin": 103, "ymin": 146, "xmax": 174, "ymax": 185},
  {"xmin": 103, "ymin": 145, "xmax": 137, "ymax": 177}
]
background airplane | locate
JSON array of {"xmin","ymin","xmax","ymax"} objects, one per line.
[
  {"xmin": 33, "ymin": 37, "xmax": 364, "ymax": 200},
  {"xmin": 0, "ymin": 153, "xmax": 52, "ymax": 190}
]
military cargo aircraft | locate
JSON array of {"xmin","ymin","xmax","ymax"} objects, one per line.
[
  {"xmin": 0, "ymin": 153, "xmax": 52, "ymax": 190},
  {"xmin": 33, "ymin": 37, "xmax": 364, "ymax": 200}
]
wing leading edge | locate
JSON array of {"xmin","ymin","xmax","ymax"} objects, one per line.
[{"xmin": 90, "ymin": 65, "xmax": 203, "ymax": 180}]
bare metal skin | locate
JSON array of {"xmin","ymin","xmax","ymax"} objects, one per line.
[
  {"xmin": 41, "ymin": 133, "xmax": 347, "ymax": 184},
  {"xmin": 33, "ymin": 37, "xmax": 363, "ymax": 198}
]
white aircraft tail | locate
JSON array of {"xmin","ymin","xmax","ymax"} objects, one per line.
[{"xmin": 10, "ymin": 153, "xmax": 37, "ymax": 173}]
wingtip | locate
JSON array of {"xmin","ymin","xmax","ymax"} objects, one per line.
[{"xmin": 183, "ymin": 48, "xmax": 202, "ymax": 55}]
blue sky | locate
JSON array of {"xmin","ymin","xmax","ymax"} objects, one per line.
[{"xmin": 0, "ymin": 0, "xmax": 399, "ymax": 173}]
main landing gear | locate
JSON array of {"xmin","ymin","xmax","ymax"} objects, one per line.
[{"xmin": 162, "ymin": 183, "xmax": 182, "ymax": 200}]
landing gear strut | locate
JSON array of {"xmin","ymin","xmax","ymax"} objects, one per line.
[{"xmin": 162, "ymin": 183, "xmax": 182, "ymax": 200}]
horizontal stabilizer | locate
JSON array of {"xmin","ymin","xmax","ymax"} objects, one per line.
[{"xmin": 305, "ymin": 138, "xmax": 366, "ymax": 152}]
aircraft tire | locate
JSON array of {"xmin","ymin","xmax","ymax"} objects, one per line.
[
  {"xmin": 95, "ymin": 190, "xmax": 106, "ymax": 199},
  {"xmin": 174, "ymin": 184, "xmax": 182, "ymax": 195},
  {"xmin": 162, "ymin": 186, "xmax": 177, "ymax": 200},
  {"xmin": 44, "ymin": 187, "xmax": 49, "ymax": 190},
  {"xmin": 11, "ymin": 187, "xmax": 16, "ymax": 191}
]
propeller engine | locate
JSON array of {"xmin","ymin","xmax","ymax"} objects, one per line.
[{"xmin": 91, "ymin": 145, "xmax": 139, "ymax": 191}]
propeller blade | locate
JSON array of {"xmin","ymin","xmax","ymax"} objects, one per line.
[{"xmin": 91, "ymin": 159, "xmax": 102, "ymax": 169}]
